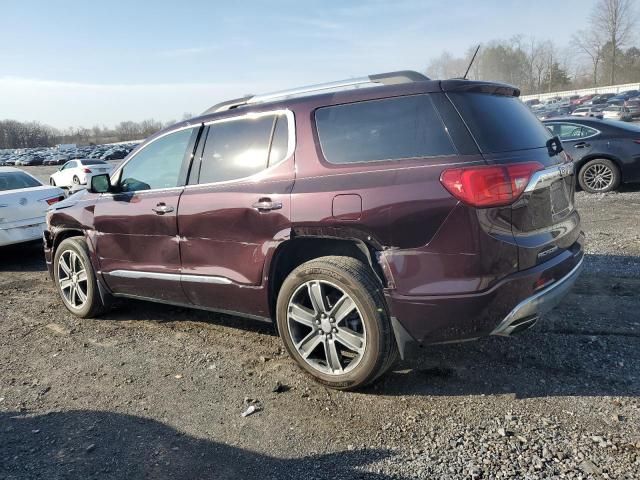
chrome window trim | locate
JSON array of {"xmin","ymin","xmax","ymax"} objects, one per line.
[
  {"xmin": 107, "ymin": 109, "xmax": 295, "ymax": 193},
  {"xmin": 545, "ymin": 121, "xmax": 601, "ymax": 141},
  {"xmin": 187, "ymin": 109, "xmax": 296, "ymax": 189},
  {"xmin": 105, "ymin": 269, "xmax": 232, "ymax": 285}
]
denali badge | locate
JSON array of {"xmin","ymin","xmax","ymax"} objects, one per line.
[{"xmin": 538, "ymin": 245, "xmax": 559, "ymax": 258}]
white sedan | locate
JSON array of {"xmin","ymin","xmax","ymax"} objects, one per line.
[
  {"xmin": 49, "ymin": 159, "xmax": 113, "ymax": 188},
  {"xmin": 0, "ymin": 167, "xmax": 65, "ymax": 247}
]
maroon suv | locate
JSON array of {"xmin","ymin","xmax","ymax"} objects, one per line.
[{"xmin": 44, "ymin": 71, "xmax": 584, "ymax": 389}]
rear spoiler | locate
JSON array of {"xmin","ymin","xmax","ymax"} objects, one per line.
[{"xmin": 440, "ymin": 80, "xmax": 520, "ymax": 97}]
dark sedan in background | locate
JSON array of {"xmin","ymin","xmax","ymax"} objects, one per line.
[{"xmin": 544, "ymin": 118, "xmax": 640, "ymax": 193}]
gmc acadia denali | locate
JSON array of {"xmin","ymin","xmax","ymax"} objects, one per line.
[{"xmin": 44, "ymin": 71, "xmax": 584, "ymax": 389}]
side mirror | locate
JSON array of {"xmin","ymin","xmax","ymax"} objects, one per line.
[{"xmin": 90, "ymin": 173, "xmax": 111, "ymax": 193}]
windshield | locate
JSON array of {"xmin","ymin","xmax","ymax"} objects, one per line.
[{"xmin": 0, "ymin": 171, "xmax": 42, "ymax": 191}]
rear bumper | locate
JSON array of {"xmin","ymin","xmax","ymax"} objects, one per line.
[
  {"xmin": 490, "ymin": 256, "xmax": 583, "ymax": 336},
  {"xmin": 384, "ymin": 239, "xmax": 584, "ymax": 354}
]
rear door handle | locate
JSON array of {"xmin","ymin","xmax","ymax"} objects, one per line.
[
  {"xmin": 152, "ymin": 203, "xmax": 174, "ymax": 215},
  {"xmin": 574, "ymin": 142, "xmax": 590, "ymax": 149},
  {"xmin": 252, "ymin": 198, "xmax": 282, "ymax": 212}
]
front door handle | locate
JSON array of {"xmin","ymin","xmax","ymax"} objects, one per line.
[
  {"xmin": 574, "ymin": 142, "xmax": 590, "ymax": 149},
  {"xmin": 252, "ymin": 198, "xmax": 282, "ymax": 212},
  {"xmin": 152, "ymin": 203, "xmax": 174, "ymax": 215}
]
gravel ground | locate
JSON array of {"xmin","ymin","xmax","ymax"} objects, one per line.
[{"xmin": 1, "ymin": 167, "xmax": 639, "ymax": 479}]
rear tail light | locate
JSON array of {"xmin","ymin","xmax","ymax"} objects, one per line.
[
  {"xmin": 82, "ymin": 168, "xmax": 92, "ymax": 173},
  {"xmin": 440, "ymin": 162, "xmax": 544, "ymax": 207},
  {"xmin": 633, "ymin": 139, "xmax": 640, "ymax": 144},
  {"xmin": 45, "ymin": 195, "xmax": 65, "ymax": 205}
]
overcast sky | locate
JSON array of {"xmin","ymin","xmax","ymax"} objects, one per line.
[{"xmin": 1, "ymin": 0, "xmax": 597, "ymax": 128}]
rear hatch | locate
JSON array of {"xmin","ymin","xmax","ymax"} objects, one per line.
[{"xmin": 445, "ymin": 83, "xmax": 581, "ymax": 270}]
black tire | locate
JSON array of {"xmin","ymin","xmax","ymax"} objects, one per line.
[
  {"xmin": 50, "ymin": 178, "xmax": 56, "ymax": 186},
  {"xmin": 276, "ymin": 256, "xmax": 398, "ymax": 390},
  {"xmin": 53, "ymin": 237, "xmax": 109, "ymax": 318},
  {"xmin": 578, "ymin": 159, "xmax": 621, "ymax": 193},
  {"xmin": 72, "ymin": 175, "xmax": 80, "ymax": 185}
]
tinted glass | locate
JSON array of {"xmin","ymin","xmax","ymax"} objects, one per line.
[
  {"xmin": 547, "ymin": 123, "xmax": 598, "ymax": 141},
  {"xmin": 0, "ymin": 172, "xmax": 42, "ymax": 191},
  {"xmin": 199, "ymin": 115, "xmax": 276, "ymax": 184},
  {"xmin": 120, "ymin": 128, "xmax": 192, "ymax": 192},
  {"xmin": 315, "ymin": 95, "xmax": 455, "ymax": 164},
  {"xmin": 80, "ymin": 160, "xmax": 108, "ymax": 166},
  {"xmin": 268, "ymin": 115, "xmax": 289, "ymax": 165},
  {"xmin": 449, "ymin": 92, "xmax": 552, "ymax": 153}
]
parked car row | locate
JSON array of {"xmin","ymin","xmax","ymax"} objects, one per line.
[
  {"xmin": 526, "ymin": 89, "xmax": 640, "ymax": 121},
  {"xmin": 0, "ymin": 142, "xmax": 138, "ymax": 167}
]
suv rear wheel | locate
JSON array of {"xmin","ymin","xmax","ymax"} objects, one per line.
[
  {"xmin": 276, "ymin": 256, "xmax": 398, "ymax": 390},
  {"xmin": 54, "ymin": 237, "xmax": 109, "ymax": 318}
]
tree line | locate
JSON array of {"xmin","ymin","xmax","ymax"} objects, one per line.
[
  {"xmin": 0, "ymin": 115, "xmax": 192, "ymax": 150},
  {"xmin": 427, "ymin": 0, "xmax": 638, "ymax": 94}
]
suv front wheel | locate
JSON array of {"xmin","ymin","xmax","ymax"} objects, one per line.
[
  {"xmin": 276, "ymin": 256, "xmax": 398, "ymax": 390},
  {"xmin": 54, "ymin": 237, "xmax": 109, "ymax": 318}
]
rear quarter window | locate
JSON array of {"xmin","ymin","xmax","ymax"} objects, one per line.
[
  {"xmin": 314, "ymin": 94, "xmax": 456, "ymax": 164},
  {"xmin": 449, "ymin": 92, "xmax": 552, "ymax": 153}
]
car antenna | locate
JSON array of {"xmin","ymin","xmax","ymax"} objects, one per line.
[{"xmin": 463, "ymin": 44, "xmax": 481, "ymax": 80}]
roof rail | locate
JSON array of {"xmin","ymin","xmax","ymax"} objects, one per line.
[{"xmin": 202, "ymin": 70, "xmax": 429, "ymax": 114}]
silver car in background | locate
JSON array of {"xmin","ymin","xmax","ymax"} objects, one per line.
[{"xmin": 602, "ymin": 106, "xmax": 633, "ymax": 122}]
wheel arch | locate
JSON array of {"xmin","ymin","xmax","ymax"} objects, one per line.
[
  {"xmin": 266, "ymin": 235, "xmax": 387, "ymax": 322},
  {"xmin": 51, "ymin": 228, "xmax": 113, "ymax": 304}
]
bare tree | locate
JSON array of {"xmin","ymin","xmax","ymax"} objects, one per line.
[
  {"xmin": 590, "ymin": 0, "xmax": 637, "ymax": 83},
  {"xmin": 572, "ymin": 29, "xmax": 605, "ymax": 85}
]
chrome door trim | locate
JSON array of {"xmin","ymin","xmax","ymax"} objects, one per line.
[
  {"xmin": 524, "ymin": 163, "xmax": 574, "ymax": 193},
  {"xmin": 105, "ymin": 269, "xmax": 232, "ymax": 285}
]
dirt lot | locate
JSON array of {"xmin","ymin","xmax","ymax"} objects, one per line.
[{"xmin": 1, "ymin": 167, "xmax": 639, "ymax": 479}]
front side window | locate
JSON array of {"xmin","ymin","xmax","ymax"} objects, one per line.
[
  {"xmin": 198, "ymin": 113, "xmax": 288, "ymax": 184},
  {"xmin": 119, "ymin": 128, "xmax": 193, "ymax": 192},
  {"xmin": 315, "ymin": 94, "xmax": 455, "ymax": 164}
]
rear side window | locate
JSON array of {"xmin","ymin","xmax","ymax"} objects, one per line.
[
  {"xmin": 199, "ymin": 113, "xmax": 288, "ymax": 184},
  {"xmin": 0, "ymin": 172, "xmax": 42, "ymax": 191},
  {"xmin": 449, "ymin": 93, "xmax": 552, "ymax": 153},
  {"xmin": 315, "ymin": 94, "xmax": 456, "ymax": 164},
  {"xmin": 546, "ymin": 123, "xmax": 598, "ymax": 141}
]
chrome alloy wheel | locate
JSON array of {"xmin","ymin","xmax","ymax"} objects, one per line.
[
  {"xmin": 583, "ymin": 163, "xmax": 614, "ymax": 191},
  {"xmin": 57, "ymin": 249, "xmax": 88, "ymax": 309},
  {"xmin": 287, "ymin": 280, "xmax": 367, "ymax": 375}
]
